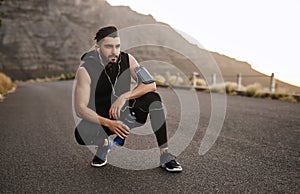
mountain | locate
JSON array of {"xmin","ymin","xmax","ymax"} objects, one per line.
[{"xmin": 0, "ymin": 0, "xmax": 299, "ymax": 93}]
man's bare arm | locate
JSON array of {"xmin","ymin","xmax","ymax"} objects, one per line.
[
  {"xmin": 125, "ymin": 53, "xmax": 156, "ymax": 99},
  {"xmin": 75, "ymin": 67, "xmax": 129, "ymax": 139},
  {"xmin": 109, "ymin": 53, "xmax": 156, "ymax": 119},
  {"xmin": 75, "ymin": 67, "xmax": 109, "ymax": 125}
]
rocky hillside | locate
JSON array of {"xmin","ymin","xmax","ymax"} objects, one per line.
[{"xmin": 0, "ymin": 0, "xmax": 299, "ymax": 93}]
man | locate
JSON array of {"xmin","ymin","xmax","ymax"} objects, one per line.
[{"xmin": 74, "ymin": 26, "xmax": 182, "ymax": 172}]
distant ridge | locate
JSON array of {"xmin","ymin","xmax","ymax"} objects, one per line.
[{"xmin": 0, "ymin": 0, "xmax": 299, "ymax": 93}]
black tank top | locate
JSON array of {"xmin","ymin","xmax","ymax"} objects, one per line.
[{"xmin": 80, "ymin": 50, "xmax": 131, "ymax": 118}]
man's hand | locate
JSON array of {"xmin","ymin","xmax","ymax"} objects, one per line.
[
  {"xmin": 109, "ymin": 95, "xmax": 127, "ymax": 119},
  {"xmin": 107, "ymin": 120, "xmax": 130, "ymax": 139}
]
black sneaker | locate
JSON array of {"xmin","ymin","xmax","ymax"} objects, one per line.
[
  {"xmin": 160, "ymin": 151, "xmax": 182, "ymax": 172},
  {"xmin": 91, "ymin": 139, "xmax": 112, "ymax": 167}
]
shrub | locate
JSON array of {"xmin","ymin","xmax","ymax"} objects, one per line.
[
  {"xmin": 60, "ymin": 73, "xmax": 75, "ymax": 80},
  {"xmin": 245, "ymin": 83, "xmax": 262, "ymax": 97},
  {"xmin": 195, "ymin": 78, "xmax": 207, "ymax": 87},
  {"xmin": 207, "ymin": 80, "xmax": 298, "ymax": 103},
  {"xmin": 259, "ymin": 92, "xmax": 270, "ymax": 98},
  {"xmin": 167, "ymin": 75, "xmax": 185, "ymax": 85},
  {"xmin": 225, "ymin": 82, "xmax": 244, "ymax": 95},
  {"xmin": 210, "ymin": 83, "xmax": 225, "ymax": 93},
  {"xmin": 0, "ymin": 72, "xmax": 15, "ymax": 95},
  {"xmin": 225, "ymin": 82, "xmax": 236, "ymax": 93},
  {"xmin": 278, "ymin": 95, "xmax": 297, "ymax": 103},
  {"xmin": 153, "ymin": 74, "xmax": 166, "ymax": 86},
  {"xmin": 167, "ymin": 75, "xmax": 178, "ymax": 85},
  {"xmin": 160, "ymin": 73, "xmax": 187, "ymax": 86},
  {"xmin": 270, "ymin": 92, "xmax": 286, "ymax": 100},
  {"xmin": 209, "ymin": 82, "xmax": 244, "ymax": 95}
]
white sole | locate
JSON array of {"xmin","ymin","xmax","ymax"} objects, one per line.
[
  {"xmin": 161, "ymin": 164, "xmax": 183, "ymax": 172},
  {"xmin": 90, "ymin": 159, "xmax": 107, "ymax": 167},
  {"xmin": 166, "ymin": 166, "xmax": 182, "ymax": 172},
  {"xmin": 90, "ymin": 141, "xmax": 112, "ymax": 168}
]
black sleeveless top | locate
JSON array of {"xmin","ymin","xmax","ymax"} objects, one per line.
[{"xmin": 80, "ymin": 50, "xmax": 131, "ymax": 118}]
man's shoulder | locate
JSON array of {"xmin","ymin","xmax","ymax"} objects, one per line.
[
  {"xmin": 81, "ymin": 50, "xmax": 99, "ymax": 63},
  {"xmin": 120, "ymin": 51, "xmax": 128, "ymax": 57},
  {"xmin": 120, "ymin": 51, "xmax": 131, "ymax": 62},
  {"xmin": 80, "ymin": 50, "xmax": 101, "ymax": 70}
]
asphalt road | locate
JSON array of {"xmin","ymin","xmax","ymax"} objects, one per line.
[{"xmin": 0, "ymin": 81, "xmax": 299, "ymax": 193}]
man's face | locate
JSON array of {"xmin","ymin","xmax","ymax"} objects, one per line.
[{"xmin": 97, "ymin": 37, "xmax": 121, "ymax": 64}]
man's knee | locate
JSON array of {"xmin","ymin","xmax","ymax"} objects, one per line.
[
  {"xmin": 132, "ymin": 92, "xmax": 163, "ymax": 113},
  {"xmin": 145, "ymin": 92, "xmax": 164, "ymax": 111},
  {"xmin": 144, "ymin": 92, "xmax": 162, "ymax": 102}
]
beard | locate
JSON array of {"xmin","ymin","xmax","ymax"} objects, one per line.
[
  {"xmin": 109, "ymin": 55, "xmax": 119, "ymax": 64},
  {"xmin": 99, "ymin": 51, "xmax": 119, "ymax": 66}
]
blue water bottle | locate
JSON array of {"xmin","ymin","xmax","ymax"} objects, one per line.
[{"xmin": 113, "ymin": 112, "xmax": 136, "ymax": 146}]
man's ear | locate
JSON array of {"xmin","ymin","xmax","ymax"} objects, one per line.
[{"xmin": 95, "ymin": 44, "xmax": 101, "ymax": 53}]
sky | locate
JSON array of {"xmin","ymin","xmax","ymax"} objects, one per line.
[{"xmin": 107, "ymin": 0, "xmax": 300, "ymax": 87}]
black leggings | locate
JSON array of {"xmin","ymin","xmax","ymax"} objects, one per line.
[{"xmin": 75, "ymin": 92, "xmax": 168, "ymax": 149}]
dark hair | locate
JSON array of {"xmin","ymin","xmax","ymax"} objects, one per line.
[{"xmin": 94, "ymin": 26, "xmax": 119, "ymax": 43}]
